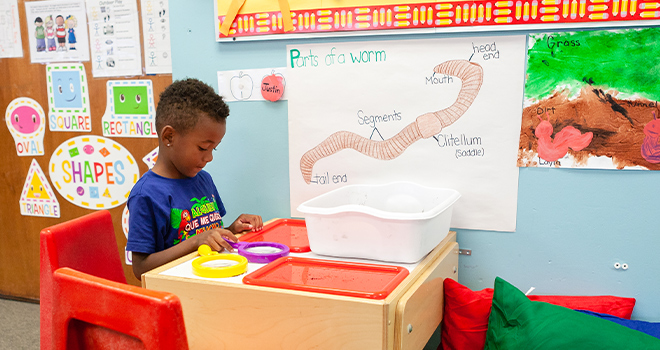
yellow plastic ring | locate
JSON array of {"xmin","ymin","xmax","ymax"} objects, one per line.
[{"xmin": 192, "ymin": 254, "xmax": 248, "ymax": 278}]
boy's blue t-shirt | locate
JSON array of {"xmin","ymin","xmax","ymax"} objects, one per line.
[{"xmin": 126, "ymin": 170, "xmax": 227, "ymax": 254}]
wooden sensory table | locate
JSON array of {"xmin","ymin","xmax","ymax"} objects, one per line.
[{"xmin": 142, "ymin": 223, "xmax": 459, "ymax": 350}]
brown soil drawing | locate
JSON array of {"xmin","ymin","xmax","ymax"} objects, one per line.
[{"xmin": 518, "ymin": 86, "xmax": 660, "ymax": 170}]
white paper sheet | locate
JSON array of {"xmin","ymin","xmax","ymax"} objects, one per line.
[
  {"xmin": 140, "ymin": 0, "xmax": 172, "ymax": 74},
  {"xmin": 217, "ymin": 67, "xmax": 288, "ymax": 102},
  {"xmin": 0, "ymin": 0, "xmax": 23, "ymax": 58},
  {"xmin": 86, "ymin": 0, "xmax": 142, "ymax": 77},
  {"xmin": 24, "ymin": 0, "xmax": 90, "ymax": 63}
]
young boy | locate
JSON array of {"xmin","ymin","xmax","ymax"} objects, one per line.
[
  {"xmin": 34, "ymin": 17, "xmax": 46, "ymax": 52},
  {"xmin": 127, "ymin": 78, "xmax": 263, "ymax": 279},
  {"xmin": 55, "ymin": 15, "xmax": 66, "ymax": 51}
]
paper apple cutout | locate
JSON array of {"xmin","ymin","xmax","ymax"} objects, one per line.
[
  {"xmin": 261, "ymin": 73, "xmax": 285, "ymax": 102},
  {"xmin": 230, "ymin": 72, "xmax": 253, "ymax": 100}
]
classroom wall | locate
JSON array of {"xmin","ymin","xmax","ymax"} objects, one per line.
[
  {"xmin": 0, "ymin": 0, "xmax": 171, "ymax": 299},
  {"xmin": 172, "ymin": 3, "xmax": 660, "ymax": 322}
]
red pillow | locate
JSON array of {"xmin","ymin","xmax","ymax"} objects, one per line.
[{"xmin": 440, "ymin": 278, "xmax": 636, "ymax": 350}]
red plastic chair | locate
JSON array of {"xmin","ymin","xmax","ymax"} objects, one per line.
[
  {"xmin": 40, "ymin": 210, "xmax": 127, "ymax": 350},
  {"xmin": 52, "ymin": 267, "xmax": 188, "ymax": 350}
]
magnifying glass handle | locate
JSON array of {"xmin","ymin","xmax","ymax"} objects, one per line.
[
  {"xmin": 198, "ymin": 244, "xmax": 219, "ymax": 256},
  {"xmin": 223, "ymin": 237, "xmax": 246, "ymax": 249}
]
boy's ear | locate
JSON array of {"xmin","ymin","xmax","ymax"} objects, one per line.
[{"xmin": 160, "ymin": 125, "xmax": 174, "ymax": 145}]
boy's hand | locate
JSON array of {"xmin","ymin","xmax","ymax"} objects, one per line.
[
  {"xmin": 195, "ymin": 228, "xmax": 238, "ymax": 253},
  {"xmin": 227, "ymin": 214, "xmax": 263, "ymax": 235}
]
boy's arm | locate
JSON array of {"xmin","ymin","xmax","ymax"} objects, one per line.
[
  {"xmin": 132, "ymin": 228, "xmax": 239, "ymax": 279},
  {"xmin": 131, "ymin": 238, "xmax": 198, "ymax": 278}
]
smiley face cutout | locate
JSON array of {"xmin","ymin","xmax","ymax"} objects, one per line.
[
  {"xmin": 26, "ymin": 172, "xmax": 51, "ymax": 200},
  {"xmin": 52, "ymin": 70, "xmax": 84, "ymax": 109},
  {"xmin": 19, "ymin": 159, "xmax": 60, "ymax": 218},
  {"xmin": 46, "ymin": 64, "xmax": 91, "ymax": 132},
  {"xmin": 10, "ymin": 105, "xmax": 42, "ymax": 135},
  {"xmin": 102, "ymin": 80, "xmax": 156, "ymax": 138},
  {"xmin": 5, "ymin": 97, "xmax": 46, "ymax": 156},
  {"xmin": 112, "ymin": 85, "xmax": 149, "ymax": 115}
]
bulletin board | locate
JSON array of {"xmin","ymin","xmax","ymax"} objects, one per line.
[{"xmin": 0, "ymin": 0, "xmax": 171, "ymax": 300}]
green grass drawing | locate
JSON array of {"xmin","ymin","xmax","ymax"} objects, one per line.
[{"xmin": 526, "ymin": 28, "xmax": 660, "ymax": 102}]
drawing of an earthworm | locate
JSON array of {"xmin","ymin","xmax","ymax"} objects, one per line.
[
  {"xmin": 300, "ymin": 60, "xmax": 483, "ymax": 184},
  {"xmin": 641, "ymin": 111, "xmax": 660, "ymax": 163},
  {"xmin": 535, "ymin": 113, "xmax": 593, "ymax": 162}
]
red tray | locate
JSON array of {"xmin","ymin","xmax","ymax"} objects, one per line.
[
  {"xmin": 242, "ymin": 257, "xmax": 409, "ymax": 299},
  {"xmin": 239, "ymin": 218, "xmax": 310, "ymax": 253}
]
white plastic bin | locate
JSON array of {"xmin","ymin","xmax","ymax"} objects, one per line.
[{"xmin": 297, "ymin": 182, "xmax": 460, "ymax": 263}]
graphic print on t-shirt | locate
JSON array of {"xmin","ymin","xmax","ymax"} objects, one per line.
[{"xmin": 170, "ymin": 195, "xmax": 224, "ymax": 245}]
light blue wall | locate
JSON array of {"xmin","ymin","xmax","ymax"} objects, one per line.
[{"xmin": 169, "ymin": 2, "xmax": 660, "ymax": 328}]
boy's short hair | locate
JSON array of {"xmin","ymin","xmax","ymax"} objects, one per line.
[{"xmin": 156, "ymin": 78, "xmax": 229, "ymax": 135}]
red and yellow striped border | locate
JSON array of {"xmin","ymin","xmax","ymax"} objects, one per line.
[{"xmin": 218, "ymin": 0, "xmax": 659, "ymax": 38}]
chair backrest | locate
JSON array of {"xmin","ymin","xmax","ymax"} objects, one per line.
[
  {"xmin": 40, "ymin": 210, "xmax": 127, "ymax": 350},
  {"xmin": 52, "ymin": 267, "xmax": 188, "ymax": 350}
]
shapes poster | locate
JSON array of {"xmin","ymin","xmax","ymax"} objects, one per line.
[
  {"xmin": 24, "ymin": 0, "xmax": 89, "ymax": 63},
  {"xmin": 49, "ymin": 135, "xmax": 140, "ymax": 210},
  {"xmin": 86, "ymin": 0, "xmax": 142, "ymax": 77},
  {"xmin": 140, "ymin": 0, "xmax": 172, "ymax": 74},
  {"xmin": 5, "ymin": 97, "xmax": 46, "ymax": 156},
  {"xmin": 20, "ymin": 159, "xmax": 60, "ymax": 218},
  {"xmin": 46, "ymin": 63, "xmax": 91, "ymax": 132},
  {"xmin": 102, "ymin": 80, "xmax": 157, "ymax": 138},
  {"xmin": 518, "ymin": 28, "xmax": 660, "ymax": 170},
  {"xmin": 288, "ymin": 36, "xmax": 527, "ymax": 232},
  {"xmin": 0, "ymin": 0, "xmax": 23, "ymax": 58}
]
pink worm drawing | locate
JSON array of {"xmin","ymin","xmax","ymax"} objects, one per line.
[
  {"xmin": 300, "ymin": 60, "xmax": 484, "ymax": 184},
  {"xmin": 641, "ymin": 111, "xmax": 660, "ymax": 163},
  {"xmin": 534, "ymin": 112, "xmax": 593, "ymax": 162}
]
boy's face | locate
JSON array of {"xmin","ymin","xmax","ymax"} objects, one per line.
[
  {"xmin": 170, "ymin": 114, "xmax": 226, "ymax": 178},
  {"xmin": 56, "ymin": 16, "xmax": 63, "ymax": 25}
]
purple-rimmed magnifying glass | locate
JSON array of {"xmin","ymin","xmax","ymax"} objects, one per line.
[{"xmin": 225, "ymin": 239, "xmax": 290, "ymax": 264}]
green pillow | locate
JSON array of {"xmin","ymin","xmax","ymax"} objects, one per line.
[{"xmin": 485, "ymin": 277, "xmax": 660, "ymax": 349}]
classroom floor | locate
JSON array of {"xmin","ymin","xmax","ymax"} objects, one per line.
[
  {"xmin": 0, "ymin": 296, "xmax": 441, "ymax": 350},
  {"xmin": 0, "ymin": 298, "xmax": 40, "ymax": 349}
]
